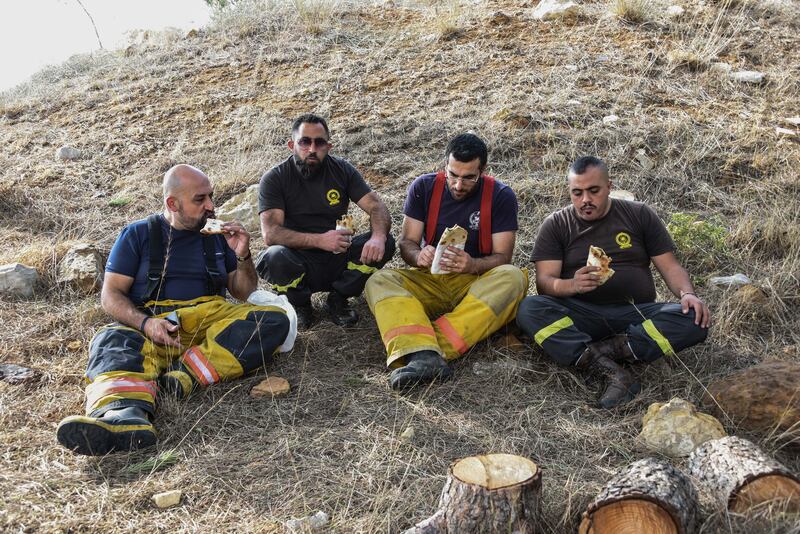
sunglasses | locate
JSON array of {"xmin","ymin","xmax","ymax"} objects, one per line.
[{"xmin": 296, "ymin": 137, "xmax": 330, "ymax": 148}]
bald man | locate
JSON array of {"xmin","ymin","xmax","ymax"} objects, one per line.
[{"xmin": 57, "ymin": 165, "xmax": 291, "ymax": 456}]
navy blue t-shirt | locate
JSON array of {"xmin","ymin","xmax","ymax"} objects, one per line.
[
  {"xmin": 105, "ymin": 215, "xmax": 237, "ymax": 306},
  {"xmin": 403, "ymin": 173, "xmax": 518, "ymax": 258}
]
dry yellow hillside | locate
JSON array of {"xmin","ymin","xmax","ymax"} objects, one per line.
[{"xmin": 1, "ymin": 0, "xmax": 798, "ymax": 532}]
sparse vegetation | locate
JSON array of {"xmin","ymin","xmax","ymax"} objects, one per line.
[
  {"xmin": 610, "ymin": 0, "xmax": 651, "ymax": 24},
  {"xmin": 1, "ymin": 0, "xmax": 799, "ymax": 532}
]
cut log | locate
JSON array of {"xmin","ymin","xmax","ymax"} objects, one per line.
[
  {"xmin": 579, "ymin": 458, "xmax": 698, "ymax": 534},
  {"xmin": 687, "ymin": 436, "xmax": 800, "ymax": 514},
  {"xmin": 702, "ymin": 360, "xmax": 800, "ymax": 446},
  {"xmin": 404, "ymin": 453, "xmax": 541, "ymax": 534}
]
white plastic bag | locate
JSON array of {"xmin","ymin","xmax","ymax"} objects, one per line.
[{"xmin": 246, "ymin": 290, "xmax": 297, "ymax": 353}]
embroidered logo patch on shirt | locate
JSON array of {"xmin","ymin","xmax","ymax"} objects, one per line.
[
  {"xmin": 616, "ymin": 232, "xmax": 632, "ymax": 249},
  {"xmin": 327, "ymin": 189, "xmax": 341, "ymax": 206},
  {"xmin": 469, "ymin": 210, "xmax": 480, "ymax": 231}
]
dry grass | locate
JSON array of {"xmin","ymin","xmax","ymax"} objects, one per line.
[
  {"xmin": 609, "ymin": 0, "xmax": 651, "ymax": 24},
  {"xmin": 2, "ymin": 0, "xmax": 800, "ymax": 532}
]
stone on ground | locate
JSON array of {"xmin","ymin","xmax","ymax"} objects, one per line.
[
  {"xmin": 703, "ymin": 360, "xmax": 800, "ymax": 443},
  {"xmin": 532, "ymin": 0, "xmax": 581, "ymax": 21},
  {"xmin": 151, "ymin": 490, "xmax": 182, "ymax": 508},
  {"xmin": 0, "ymin": 363, "xmax": 40, "ymax": 385},
  {"xmin": 58, "ymin": 244, "xmax": 104, "ymax": 292},
  {"xmin": 709, "ymin": 273, "xmax": 751, "ymax": 287},
  {"xmin": 215, "ymin": 184, "xmax": 260, "ymax": 234},
  {"xmin": 0, "ymin": 263, "xmax": 39, "ymax": 298},
  {"xmin": 638, "ymin": 398, "xmax": 727, "ymax": 457},
  {"xmin": 286, "ymin": 511, "xmax": 329, "ymax": 532},
  {"xmin": 730, "ymin": 70, "xmax": 765, "ymax": 84},
  {"xmin": 56, "ymin": 146, "xmax": 81, "ymax": 161},
  {"xmin": 251, "ymin": 376, "xmax": 291, "ymax": 398},
  {"xmin": 666, "ymin": 5, "xmax": 685, "ymax": 17},
  {"xmin": 610, "ymin": 189, "xmax": 635, "ymax": 201}
]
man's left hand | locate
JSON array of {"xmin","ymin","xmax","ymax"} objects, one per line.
[
  {"xmin": 360, "ymin": 235, "xmax": 386, "ymax": 265},
  {"xmin": 221, "ymin": 221, "xmax": 251, "ymax": 258},
  {"xmin": 681, "ymin": 293, "xmax": 711, "ymax": 328},
  {"xmin": 440, "ymin": 246, "xmax": 474, "ymax": 274}
]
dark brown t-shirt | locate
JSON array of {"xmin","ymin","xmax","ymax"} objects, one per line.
[{"xmin": 531, "ymin": 199, "xmax": 675, "ymax": 304}]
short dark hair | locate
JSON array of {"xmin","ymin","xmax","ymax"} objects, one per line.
[
  {"xmin": 445, "ymin": 133, "xmax": 488, "ymax": 169},
  {"xmin": 568, "ymin": 156, "xmax": 608, "ymax": 177},
  {"xmin": 291, "ymin": 113, "xmax": 330, "ymax": 138}
]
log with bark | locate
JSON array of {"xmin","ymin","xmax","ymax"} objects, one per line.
[
  {"xmin": 578, "ymin": 458, "xmax": 698, "ymax": 534},
  {"xmin": 687, "ymin": 436, "xmax": 800, "ymax": 513},
  {"xmin": 403, "ymin": 453, "xmax": 542, "ymax": 534}
]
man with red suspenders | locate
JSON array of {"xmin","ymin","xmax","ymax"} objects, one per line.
[{"xmin": 365, "ymin": 134, "xmax": 527, "ymax": 389}]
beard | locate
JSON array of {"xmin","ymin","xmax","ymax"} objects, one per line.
[{"xmin": 293, "ymin": 154, "xmax": 323, "ymax": 178}]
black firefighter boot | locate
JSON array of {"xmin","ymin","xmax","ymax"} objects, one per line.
[
  {"xmin": 576, "ymin": 347, "xmax": 641, "ymax": 409},
  {"xmin": 585, "ymin": 334, "xmax": 637, "ymax": 364},
  {"xmin": 324, "ymin": 291, "xmax": 359, "ymax": 326},
  {"xmin": 389, "ymin": 350, "xmax": 453, "ymax": 390},
  {"xmin": 57, "ymin": 406, "xmax": 156, "ymax": 456}
]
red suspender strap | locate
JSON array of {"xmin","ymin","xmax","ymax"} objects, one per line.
[
  {"xmin": 426, "ymin": 171, "xmax": 447, "ymax": 246},
  {"xmin": 479, "ymin": 175, "xmax": 495, "ymax": 255}
]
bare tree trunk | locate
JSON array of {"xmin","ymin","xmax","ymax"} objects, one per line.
[
  {"xmin": 687, "ymin": 436, "xmax": 800, "ymax": 513},
  {"xmin": 404, "ymin": 453, "xmax": 542, "ymax": 534},
  {"xmin": 579, "ymin": 458, "xmax": 699, "ymax": 534}
]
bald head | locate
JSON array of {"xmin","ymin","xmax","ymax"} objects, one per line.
[
  {"xmin": 163, "ymin": 164, "xmax": 210, "ymax": 199},
  {"xmin": 162, "ymin": 164, "xmax": 215, "ymax": 231}
]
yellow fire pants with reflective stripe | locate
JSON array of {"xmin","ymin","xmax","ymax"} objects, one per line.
[
  {"xmin": 365, "ymin": 264, "xmax": 528, "ymax": 367},
  {"xmin": 84, "ymin": 295, "xmax": 289, "ymax": 417}
]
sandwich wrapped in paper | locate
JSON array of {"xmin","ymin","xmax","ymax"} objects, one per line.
[
  {"xmin": 200, "ymin": 218, "xmax": 228, "ymax": 235},
  {"xmin": 333, "ymin": 215, "xmax": 354, "ymax": 254},
  {"xmin": 586, "ymin": 245, "xmax": 615, "ymax": 285},
  {"xmin": 431, "ymin": 225, "xmax": 468, "ymax": 274}
]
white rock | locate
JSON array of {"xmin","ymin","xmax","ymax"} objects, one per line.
[
  {"xmin": 710, "ymin": 62, "xmax": 732, "ymax": 75},
  {"xmin": 215, "ymin": 184, "xmax": 260, "ymax": 234},
  {"xmin": 709, "ymin": 273, "xmax": 752, "ymax": 287},
  {"xmin": 635, "ymin": 149, "xmax": 653, "ymax": 171},
  {"xmin": 0, "ymin": 263, "xmax": 39, "ymax": 298},
  {"xmin": 532, "ymin": 0, "xmax": 581, "ymax": 21},
  {"xmin": 151, "ymin": 489, "xmax": 181, "ymax": 508},
  {"xmin": 775, "ymin": 127, "xmax": 797, "ymax": 138},
  {"xmin": 730, "ymin": 70, "xmax": 764, "ymax": 84},
  {"xmin": 602, "ymin": 114, "xmax": 619, "ymax": 124},
  {"xmin": 58, "ymin": 244, "xmax": 104, "ymax": 292},
  {"xmin": 666, "ymin": 5, "xmax": 685, "ymax": 17},
  {"xmin": 400, "ymin": 427, "xmax": 415, "ymax": 442},
  {"xmin": 610, "ymin": 189, "xmax": 636, "ymax": 201},
  {"xmin": 564, "ymin": 64, "xmax": 579, "ymax": 72},
  {"xmin": 286, "ymin": 511, "xmax": 329, "ymax": 532},
  {"xmin": 565, "ymin": 99, "xmax": 581, "ymax": 106},
  {"xmin": 783, "ymin": 117, "xmax": 800, "ymax": 127},
  {"xmin": 56, "ymin": 146, "xmax": 81, "ymax": 161}
]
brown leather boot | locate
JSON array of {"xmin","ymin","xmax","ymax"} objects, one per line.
[
  {"xmin": 576, "ymin": 348, "xmax": 641, "ymax": 409},
  {"xmin": 586, "ymin": 334, "xmax": 637, "ymax": 364}
]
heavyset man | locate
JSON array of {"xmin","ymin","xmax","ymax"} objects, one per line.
[
  {"xmin": 57, "ymin": 164, "xmax": 290, "ymax": 455},
  {"xmin": 516, "ymin": 156, "xmax": 710, "ymax": 408},
  {"xmin": 366, "ymin": 133, "xmax": 527, "ymax": 389},
  {"xmin": 256, "ymin": 114, "xmax": 395, "ymax": 328}
]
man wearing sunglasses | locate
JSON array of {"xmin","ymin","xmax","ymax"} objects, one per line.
[
  {"xmin": 256, "ymin": 114, "xmax": 395, "ymax": 328},
  {"xmin": 365, "ymin": 133, "xmax": 527, "ymax": 389}
]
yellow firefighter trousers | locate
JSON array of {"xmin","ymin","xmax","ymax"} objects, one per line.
[
  {"xmin": 84, "ymin": 295, "xmax": 289, "ymax": 417},
  {"xmin": 365, "ymin": 264, "xmax": 528, "ymax": 367}
]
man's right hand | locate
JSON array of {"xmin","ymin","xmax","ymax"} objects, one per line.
[
  {"xmin": 572, "ymin": 265, "xmax": 602, "ymax": 295},
  {"xmin": 143, "ymin": 318, "xmax": 183, "ymax": 348},
  {"xmin": 318, "ymin": 229, "xmax": 353, "ymax": 253},
  {"xmin": 415, "ymin": 245, "xmax": 436, "ymax": 268}
]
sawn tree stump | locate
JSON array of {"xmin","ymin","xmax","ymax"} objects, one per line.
[
  {"xmin": 403, "ymin": 453, "xmax": 542, "ymax": 534},
  {"xmin": 579, "ymin": 458, "xmax": 698, "ymax": 534},
  {"xmin": 687, "ymin": 436, "xmax": 800, "ymax": 513}
]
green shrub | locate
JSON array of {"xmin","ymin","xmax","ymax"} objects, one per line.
[{"xmin": 667, "ymin": 212, "xmax": 728, "ymax": 272}]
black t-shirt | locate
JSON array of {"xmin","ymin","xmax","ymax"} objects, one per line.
[
  {"xmin": 531, "ymin": 199, "xmax": 675, "ymax": 304},
  {"xmin": 258, "ymin": 155, "xmax": 372, "ymax": 235}
]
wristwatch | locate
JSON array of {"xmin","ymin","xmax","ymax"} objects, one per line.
[{"xmin": 236, "ymin": 251, "xmax": 252, "ymax": 263}]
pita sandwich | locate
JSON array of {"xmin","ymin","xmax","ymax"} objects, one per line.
[
  {"xmin": 438, "ymin": 225, "xmax": 467, "ymax": 248},
  {"xmin": 586, "ymin": 245, "xmax": 615, "ymax": 285},
  {"xmin": 336, "ymin": 215, "xmax": 354, "ymax": 231},
  {"xmin": 200, "ymin": 218, "xmax": 227, "ymax": 235}
]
